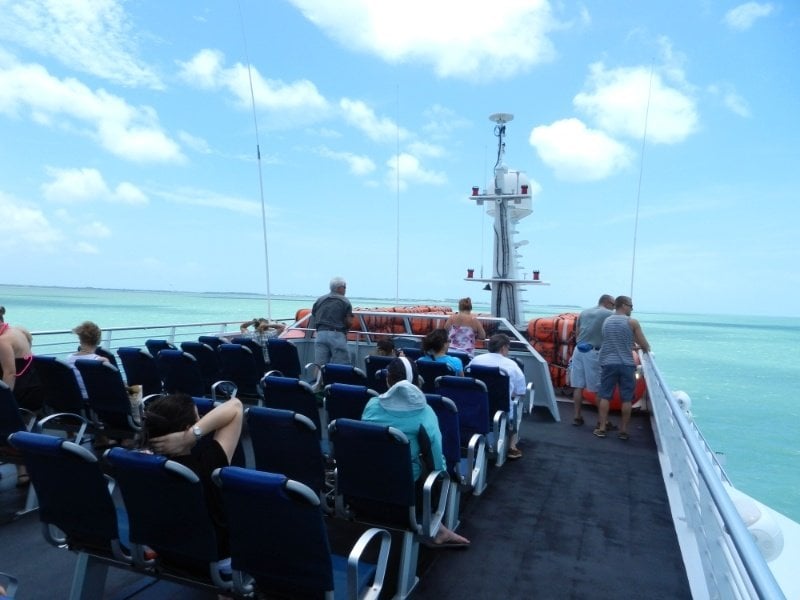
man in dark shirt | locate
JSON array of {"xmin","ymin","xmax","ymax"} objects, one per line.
[{"xmin": 311, "ymin": 276, "xmax": 353, "ymax": 365}]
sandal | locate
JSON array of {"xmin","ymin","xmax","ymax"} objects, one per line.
[
  {"xmin": 618, "ymin": 432, "xmax": 630, "ymax": 441},
  {"xmin": 507, "ymin": 448, "xmax": 523, "ymax": 460},
  {"xmin": 593, "ymin": 428, "xmax": 607, "ymax": 438},
  {"xmin": 572, "ymin": 416, "xmax": 584, "ymax": 426}
]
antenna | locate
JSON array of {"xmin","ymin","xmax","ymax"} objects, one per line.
[{"xmin": 630, "ymin": 65, "xmax": 654, "ymax": 299}]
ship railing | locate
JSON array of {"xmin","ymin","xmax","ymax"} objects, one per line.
[{"xmin": 641, "ymin": 351, "xmax": 785, "ymax": 600}]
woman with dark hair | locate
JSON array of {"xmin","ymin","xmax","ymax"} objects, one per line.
[
  {"xmin": 443, "ymin": 297, "xmax": 485, "ymax": 357},
  {"xmin": 418, "ymin": 328, "xmax": 464, "ymax": 376},
  {"xmin": 143, "ymin": 394, "xmax": 244, "ymax": 554},
  {"xmin": 361, "ymin": 357, "xmax": 470, "ymax": 548}
]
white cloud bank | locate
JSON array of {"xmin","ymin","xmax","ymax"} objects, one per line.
[{"xmin": 723, "ymin": 2, "xmax": 775, "ymax": 31}]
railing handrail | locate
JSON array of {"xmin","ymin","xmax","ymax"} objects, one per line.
[{"xmin": 642, "ymin": 351, "xmax": 785, "ymax": 599}]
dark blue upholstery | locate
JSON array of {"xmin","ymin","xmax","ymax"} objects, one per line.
[
  {"xmin": 246, "ymin": 407, "xmax": 326, "ymax": 502},
  {"xmin": 0, "ymin": 572, "xmax": 18, "ymax": 599},
  {"xmin": 94, "ymin": 346, "xmax": 118, "ymax": 368},
  {"xmin": 157, "ymin": 349, "xmax": 207, "ymax": 397},
  {"xmin": 197, "ymin": 335, "xmax": 226, "ymax": 350},
  {"xmin": 324, "ymin": 384, "xmax": 376, "ymax": 423},
  {"xmin": 423, "ymin": 394, "xmax": 462, "ymax": 479},
  {"xmin": 320, "ymin": 364, "xmax": 369, "ymax": 387},
  {"xmin": 265, "ymin": 338, "xmax": 302, "ymax": 379},
  {"xmin": 465, "ymin": 364, "xmax": 513, "ymax": 420},
  {"xmin": 218, "ymin": 344, "xmax": 263, "ymax": 403},
  {"xmin": 31, "ymin": 355, "xmax": 86, "ymax": 415},
  {"xmin": 363, "ymin": 355, "xmax": 393, "ymax": 394},
  {"xmin": 398, "ymin": 347, "xmax": 423, "ymax": 361},
  {"xmin": 117, "ymin": 347, "xmax": 163, "ymax": 396},
  {"xmin": 415, "ymin": 359, "xmax": 456, "ymax": 393},
  {"xmin": 213, "ymin": 467, "xmax": 390, "ymax": 599},
  {"xmin": 181, "ymin": 341, "xmax": 224, "ymax": 392},
  {"xmin": 105, "ymin": 447, "xmax": 230, "ymax": 589},
  {"xmin": 262, "ymin": 375, "xmax": 321, "ymax": 433},
  {"xmin": 434, "ymin": 376, "xmax": 490, "ymax": 441},
  {"xmin": 447, "ymin": 349, "xmax": 471, "ymax": 370},
  {"xmin": 8, "ymin": 431, "xmax": 128, "ymax": 558},
  {"xmin": 230, "ymin": 337, "xmax": 269, "ymax": 375},
  {"xmin": 144, "ymin": 339, "xmax": 176, "ymax": 359},
  {"xmin": 74, "ymin": 359, "xmax": 141, "ymax": 437}
]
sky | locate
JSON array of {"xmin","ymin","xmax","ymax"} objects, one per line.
[{"xmin": 1, "ymin": 0, "xmax": 798, "ymax": 318}]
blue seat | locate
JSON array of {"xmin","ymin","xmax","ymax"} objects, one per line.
[
  {"xmin": 74, "ymin": 359, "xmax": 141, "ymax": 440},
  {"xmin": 213, "ymin": 466, "xmax": 391, "ymax": 599},
  {"xmin": 197, "ymin": 335, "xmax": 227, "ymax": 350},
  {"xmin": 425, "ymin": 394, "xmax": 487, "ymax": 528},
  {"xmin": 447, "ymin": 349, "xmax": 471, "ymax": 370},
  {"xmin": 8, "ymin": 431, "xmax": 130, "ymax": 598},
  {"xmin": 144, "ymin": 338, "xmax": 176, "ymax": 359},
  {"xmin": 398, "ymin": 347, "xmax": 423, "ymax": 361},
  {"xmin": 320, "ymin": 363, "xmax": 369, "ymax": 388},
  {"xmin": 218, "ymin": 344, "xmax": 263, "ymax": 404},
  {"xmin": 94, "ymin": 346, "xmax": 118, "ymax": 369},
  {"xmin": 264, "ymin": 337, "xmax": 300, "ymax": 378},
  {"xmin": 261, "ymin": 375, "xmax": 322, "ymax": 436},
  {"xmin": 415, "ymin": 359, "xmax": 456, "ymax": 394},
  {"xmin": 435, "ymin": 375, "xmax": 508, "ymax": 467},
  {"xmin": 363, "ymin": 355, "xmax": 393, "ymax": 394},
  {"xmin": 31, "ymin": 355, "xmax": 87, "ymax": 416},
  {"xmin": 105, "ymin": 448, "xmax": 232, "ymax": 591},
  {"xmin": 156, "ymin": 349, "xmax": 208, "ymax": 397},
  {"xmin": 180, "ymin": 341, "xmax": 225, "ymax": 394},
  {"xmin": 324, "ymin": 383, "xmax": 377, "ymax": 423},
  {"xmin": 246, "ymin": 407, "xmax": 326, "ymax": 501},
  {"xmin": 117, "ymin": 347, "xmax": 163, "ymax": 397},
  {"xmin": 328, "ymin": 418, "xmax": 449, "ymax": 599},
  {"xmin": 230, "ymin": 336, "xmax": 269, "ymax": 375},
  {"xmin": 466, "ymin": 363, "xmax": 527, "ymax": 435}
]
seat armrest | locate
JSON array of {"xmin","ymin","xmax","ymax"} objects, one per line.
[
  {"xmin": 492, "ymin": 410, "xmax": 509, "ymax": 467},
  {"xmin": 36, "ymin": 412, "xmax": 91, "ymax": 445},
  {"xmin": 347, "ymin": 527, "xmax": 392, "ymax": 600},
  {"xmin": 466, "ymin": 433, "xmax": 487, "ymax": 491},
  {"xmin": 211, "ymin": 380, "xmax": 238, "ymax": 401},
  {"xmin": 420, "ymin": 469, "xmax": 450, "ymax": 539}
]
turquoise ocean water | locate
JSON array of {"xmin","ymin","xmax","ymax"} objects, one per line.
[{"xmin": 2, "ymin": 284, "xmax": 798, "ymax": 522}]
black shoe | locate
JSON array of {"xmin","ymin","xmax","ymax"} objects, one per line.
[
  {"xmin": 605, "ymin": 421, "xmax": 618, "ymax": 431},
  {"xmin": 572, "ymin": 416, "xmax": 584, "ymax": 426}
]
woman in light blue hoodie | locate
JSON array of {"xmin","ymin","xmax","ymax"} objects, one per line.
[{"xmin": 362, "ymin": 356, "xmax": 470, "ymax": 548}]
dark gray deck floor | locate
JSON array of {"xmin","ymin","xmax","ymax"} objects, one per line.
[{"xmin": 0, "ymin": 400, "xmax": 691, "ymax": 599}]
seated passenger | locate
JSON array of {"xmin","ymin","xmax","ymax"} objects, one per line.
[
  {"xmin": 239, "ymin": 317, "xmax": 286, "ymax": 361},
  {"xmin": 443, "ymin": 297, "xmax": 486, "ymax": 358},
  {"xmin": 143, "ymin": 393, "xmax": 244, "ymax": 555},
  {"xmin": 418, "ymin": 328, "xmax": 464, "ymax": 376},
  {"xmin": 362, "ymin": 357, "xmax": 469, "ymax": 547},
  {"xmin": 375, "ymin": 338, "xmax": 396, "ymax": 356},
  {"xmin": 63, "ymin": 321, "xmax": 110, "ymax": 399}
]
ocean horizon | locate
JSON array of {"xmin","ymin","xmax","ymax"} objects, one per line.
[{"xmin": 2, "ymin": 283, "xmax": 798, "ymax": 523}]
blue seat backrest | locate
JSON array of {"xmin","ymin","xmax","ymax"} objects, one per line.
[
  {"xmin": 214, "ymin": 467, "xmax": 335, "ymax": 596},
  {"xmin": 230, "ymin": 337, "xmax": 268, "ymax": 374},
  {"xmin": 157, "ymin": 349, "xmax": 206, "ymax": 397},
  {"xmin": 75, "ymin": 359, "xmax": 139, "ymax": 432},
  {"xmin": 144, "ymin": 339, "xmax": 175, "ymax": 359},
  {"xmin": 0, "ymin": 382, "xmax": 28, "ymax": 448},
  {"xmin": 180, "ymin": 342, "xmax": 222, "ymax": 389},
  {"xmin": 415, "ymin": 359, "xmax": 456, "ymax": 393},
  {"xmin": 265, "ymin": 338, "xmax": 301, "ymax": 379},
  {"xmin": 435, "ymin": 375, "xmax": 490, "ymax": 440},
  {"xmin": 364, "ymin": 355, "xmax": 393, "ymax": 394},
  {"xmin": 218, "ymin": 344, "xmax": 261, "ymax": 400},
  {"xmin": 9, "ymin": 431, "xmax": 121, "ymax": 552},
  {"xmin": 117, "ymin": 347, "xmax": 163, "ymax": 396},
  {"xmin": 95, "ymin": 346, "xmax": 118, "ymax": 369},
  {"xmin": 424, "ymin": 394, "xmax": 462, "ymax": 476},
  {"xmin": 328, "ymin": 419, "xmax": 415, "ymax": 515},
  {"xmin": 447, "ymin": 349, "xmax": 471, "ymax": 370},
  {"xmin": 198, "ymin": 336, "xmax": 226, "ymax": 350},
  {"xmin": 106, "ymin": 448, "xmax": 220, "ymax": 566},
  {"xmin": 320, "ymin": 364, "xmax": 368, "ymax": 387},
  {"xmin": 399, "ymin": 347, "xmax": 423, "ymax": 361},
  {"xmin": 246, "ymin": 407, "xmax": 325, "ymax": 493},
  {"xmin": 261, "ymin": 375, "xmax": 321, "ymax": 433},
  {"xmin": 324, "ymin": 383, "xmax": 375, "ymax": 423},
  {"xmin": 32, "ymin": 356, "xmax": 86, "ymax": 414},
  {"xmin": 466, "ymin": 364, "xmax": 512, "ymax": 417}
]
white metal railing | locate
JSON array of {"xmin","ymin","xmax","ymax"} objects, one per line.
[{"xmin": 642, "ymin": 351, "xmax": 785, "ymax": 600}]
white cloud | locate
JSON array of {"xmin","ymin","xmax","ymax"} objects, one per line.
[
  {"xmin": 288, "ymin": 0, "xmax": 558, "ymax": 81},
  {"xmin": 315, "ymin": 146, "xmax": 376, "ymax": 175},
  {"xmin": 153, "ymin": 187, "xmax": 264, "ymax": 217},
  {"xmin": 407, "ymin": 141, "xmax": 445, "ymax": 159},
  {"xmin": 79, "ymin": 221, "xmax": 112, "ymax": 238},
  {"xmin": 528, "ymin": 118, "xmax": 632, "ymax": 181},
  {"xmin": 385, "ymin": 153, "xmax": 447, "ymax": 190},
  {"xmin": 708, "ymin": 83, "xmax": 751, "ymax": 118},
  {"xmin": 0, "ymin": 191, "xmax": 63, "ymax": 249},
  {"xmin": 574, "ymin": 62, "xmax": 698, "ymax": 144},
  {"xmin": 75, "ymin": 241, "xmax": 100, "ymax": 254},
  {"xmin": 339, "ymin": 98, "xmax": 409, "ymax": 143},
  {"xmin": 178, "ymin": 49, "xmax": 330, "ymax": 119},
  {"xmin": 421, "ymin": 105, "xmax": 470, "ymax": 140},
  {"xmin": 42, "ymin": 167, "xmax": 149, "ymax": 205},
  {"xmin": 178, "ymin": 130, "xmax": 212, "ymax": 154},
  {"xmin": 723, "ymin": 2, "xmax": 774, "ymax": 31},
  {"xmin": 0, "ymin": 59, "xmax": 184, "ymax": 163},
  {"xmin": 0, "ymin": 0, "xmax": 163, "ymax": 88}
]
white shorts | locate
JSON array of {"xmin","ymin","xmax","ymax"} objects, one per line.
[{"xmin": 568, "ymin": 348, "xmax": 601, "ymax": 392}]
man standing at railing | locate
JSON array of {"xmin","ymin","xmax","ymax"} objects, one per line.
[
  {"xmin": 594, "ymin": 296, "xmax": 650, "ymax": 441},
  {"xmin": 310, "ymin": 276, "xmax": 353, "ymax": 365}
]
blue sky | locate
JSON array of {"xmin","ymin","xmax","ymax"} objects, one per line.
[{"xmin": 1, "ymin": 0, "xmax": 798, "ymax": 317}]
